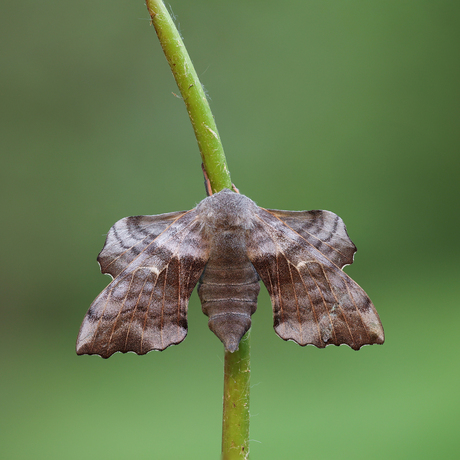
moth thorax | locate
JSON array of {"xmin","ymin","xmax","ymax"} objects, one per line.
[{"xmin": 197, "ymin": 190, "xmax": 258, "ymax": 232}]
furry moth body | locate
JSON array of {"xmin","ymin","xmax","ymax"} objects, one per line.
[
  {"xmin": 197, "ymin": 222, "xmax": 260, "ymax": 353},
  {"xmin": 76, "ymin": 189, "xmax": 384, "ymax": 358}
]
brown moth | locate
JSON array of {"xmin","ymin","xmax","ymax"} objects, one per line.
[{"xmin": 76, "ymin": 189, "xmax": 384, "ymax": 358}]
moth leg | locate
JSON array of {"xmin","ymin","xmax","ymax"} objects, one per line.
[
  {"xmin": 201, "ymin": 163, "xmax": 213, "ymax": 196},
  {"xmin": 232, "ymin": 183, "xmax": 240, "ymax": 194}
]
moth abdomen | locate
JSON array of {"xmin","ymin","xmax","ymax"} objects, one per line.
[{"xmin": 198, "ymin": 266, "xmax": 260, "ymax": 352}]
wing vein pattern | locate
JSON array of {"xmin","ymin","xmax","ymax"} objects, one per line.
[
  {"xmin": 246, "ymin": 207, "xmax": 383, "ymax": 350},
  {"xmin": 77, "ymin": 210, "xmax": 210, "ymax": 358}
]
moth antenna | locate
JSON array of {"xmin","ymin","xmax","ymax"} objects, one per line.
[
  {"xmin": 201, "ymin": 163, "xmax": 213, "ymax": 196},
  {"xmin": 232, "ymin": 183, "xmax": 240, "ymax": 194}
]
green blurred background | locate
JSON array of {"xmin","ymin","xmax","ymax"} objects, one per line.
[{"xmin": 2, "ymin": 1, "xmax": 459, "ymax": 458}]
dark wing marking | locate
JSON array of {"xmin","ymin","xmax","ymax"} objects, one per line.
[
  {"xmin": 265, "ymin": 209, "xmax": 356, "ymax": 268},
  {"xmin": 76, "ymin": 210, "xmax": 210, "ymax": 358},
  {"xmin": 98, "ymin": 211, "xmax": 188, "ymax": 278},
  {"xmin": 246, "ymin": 207, "xmax": 384, "ymax": 350}
]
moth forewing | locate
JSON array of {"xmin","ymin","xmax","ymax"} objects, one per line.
[
  {"xmin": 246, "ymin": 205, "xmax": 384, "ymax": 349},
  {"xmin": 76, "ymin": 208, "xmax": 210, "ymax": 358}
]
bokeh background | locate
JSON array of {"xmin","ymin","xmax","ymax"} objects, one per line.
[{"xmin": 2, "ymin": 1, "xmax": 459, "ymax": 459}]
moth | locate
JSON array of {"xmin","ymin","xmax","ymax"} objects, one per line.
[{"xmin": 77, "ymin": 189, "xmax": 384, "ymax": 358}]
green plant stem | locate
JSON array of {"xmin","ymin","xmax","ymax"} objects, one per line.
[
  {"xmin": 145, "ymin": 0, "xmax": 232, "ymax": 193},
  {"xmin": 222, "ymin": 331, "xmax": 251, "ymax": 460},
  {"xmin": 145, "ymin": 2, "xmax": 250, "ymax": 458}
]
